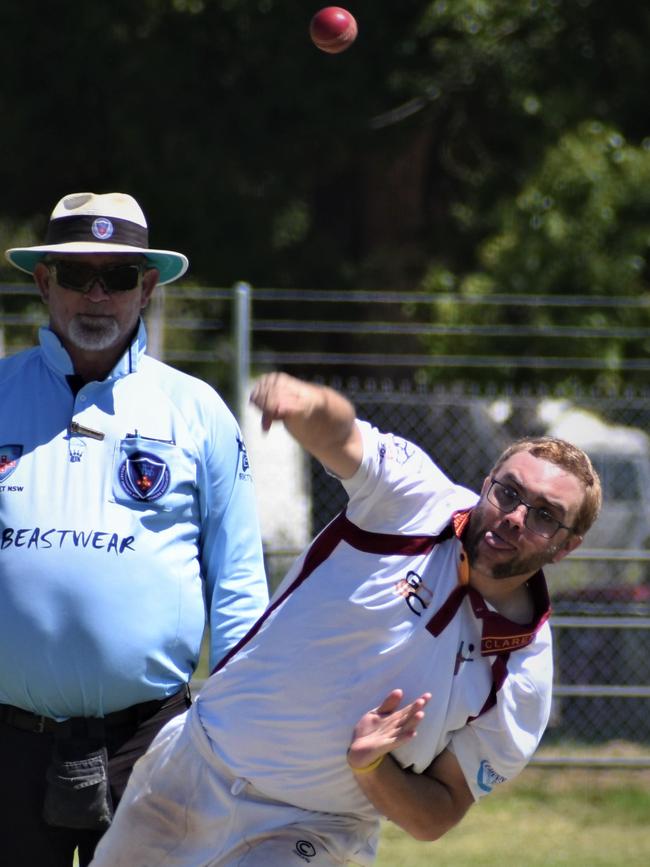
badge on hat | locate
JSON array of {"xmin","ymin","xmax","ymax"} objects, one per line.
[{"xmin": 91, "ymin": 218, "xmax": 114, "ymax": 240}]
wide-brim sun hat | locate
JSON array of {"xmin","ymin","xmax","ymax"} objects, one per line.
[{"xmin": 5, "ymin": 192, "xmax": 189, "ymax": 285}]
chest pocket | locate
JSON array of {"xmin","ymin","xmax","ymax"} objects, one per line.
[{"xmin": 111, "ymin": 437, "xmax": 197, "ymax": 513}]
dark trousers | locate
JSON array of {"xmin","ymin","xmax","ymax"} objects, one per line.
[{"xmin": 0, "ymin": 688, "xmax": 191, "ymax": 867}]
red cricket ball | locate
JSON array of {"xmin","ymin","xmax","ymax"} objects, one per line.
[{"xmin": 309, "ymin": 7, "xmax": 358, "ymax": 55}]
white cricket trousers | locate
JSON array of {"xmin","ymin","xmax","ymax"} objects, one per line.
[{"xmin": 89, "ymin": 705, "xmax": 377, "ymax": 867}]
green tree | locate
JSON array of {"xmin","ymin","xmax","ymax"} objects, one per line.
[{"xmin": 423, "ymin": 122, "xmax": 650, "ymax": 387}]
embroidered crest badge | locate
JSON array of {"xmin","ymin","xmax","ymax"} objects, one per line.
[
  {"xmin": 118, "ymin": 451, "xmax": 170, "ymax": 501},
  {"xmin": 0, "ymin": 444, "xmax": 22, "ymax": 482}
]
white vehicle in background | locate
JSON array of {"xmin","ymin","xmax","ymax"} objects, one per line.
[
  {"xmin": 535, "ymin": 402, "xmax": 650, "ymax": 739},
  {"xmin": 537, "ymin": 399, "xmax": 650, "ymax": 600}
]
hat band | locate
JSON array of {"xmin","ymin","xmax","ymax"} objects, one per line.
[{"xmin": 45, "ymin": 215, "xmax": 149, "ymax": 248}]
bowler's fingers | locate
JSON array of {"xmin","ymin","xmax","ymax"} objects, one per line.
[
  {"xmin": 375, "ymin": 689, "xmax": 405, "ymax": 716},
  {"xmin": 250, "ymin": 373, "xmax": 296, "ymax": 429},
  {"xmin": 377, "ymin": 690, "xmax": 430, "ymax": 713},
  {"xmin": 394, "ymin": 691, "xmax": 431, "ymax": 731},
  {"xmin": 376, "ymin": 691, "xmax": 432, "ymax": 734}
]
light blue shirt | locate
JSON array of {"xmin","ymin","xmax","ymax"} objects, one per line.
[{"xmin": 0, "ymin": 321, "xmax": 268, "ymax": 719}]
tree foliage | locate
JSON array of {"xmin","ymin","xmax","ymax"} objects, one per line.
[{"xmin": 1, "ymin": 1, "xmax": 650, "ymax": 386}]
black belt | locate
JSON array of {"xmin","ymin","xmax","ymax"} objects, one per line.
[{"xmin": 0, "ymin": 686, "xmax": 190, "ymax": 736}]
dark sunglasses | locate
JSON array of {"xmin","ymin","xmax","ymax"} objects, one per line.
[{"xmin": 48, "ymin": 260, "xmax": 144, "ymax": 293}]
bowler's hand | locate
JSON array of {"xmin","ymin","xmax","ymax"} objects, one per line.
[
  {"xmin": 250, "ymin": 372, "xmax": 319, "ymax": 432},
  {"xmin": 347, "ymin": 689, "xmax": 432, "ymax": 771}
]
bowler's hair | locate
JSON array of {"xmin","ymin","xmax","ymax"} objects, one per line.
[{"xmin": 490, "ymin": 436, "xmax": 602, "ymax": 536}]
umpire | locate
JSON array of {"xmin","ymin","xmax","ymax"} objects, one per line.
[{"xmin": 0, "ymin": 192, "xmax": 268, "ymax": 865}]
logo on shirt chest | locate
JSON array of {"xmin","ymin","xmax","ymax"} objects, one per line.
[
  {"xmin": 118, "ymin": 451, "xmax": 170, "ymax": 501},
  {"xmin": 394, "ymin": 570, "xmax": 433, "ymax": 616}
]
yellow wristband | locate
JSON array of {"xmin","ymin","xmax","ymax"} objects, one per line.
[{"xmin": 349, "ymin": 754, "xmax": 385, "ymax": 774}]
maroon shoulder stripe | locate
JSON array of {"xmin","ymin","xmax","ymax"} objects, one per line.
[
  {"xmin": 426, "ymin": 584, "xmax": 469, "ymax": 637},
  {"xmin": 338, "ymin": 513, "xmax": 452, "ymax": 555}
]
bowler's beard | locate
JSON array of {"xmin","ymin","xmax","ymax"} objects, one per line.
[
  {"xmin": 464, "ymin": 505, "xmax": 562, "ymax": 580},
  {"xmin": 67, "ymin": 314, "xmax": 120, "ymax": 351}
]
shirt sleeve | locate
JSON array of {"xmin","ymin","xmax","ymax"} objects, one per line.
[
  {"xmin": 341, "ymin": 420, "xmax": 477, "ymax": 535},
  {"xmin": 197, "ymin": 397, "xmax": 268, "ymax": 669},
  {"xmin": 449, "ymin": 643, "xmax": 553, "ymax": 801}
]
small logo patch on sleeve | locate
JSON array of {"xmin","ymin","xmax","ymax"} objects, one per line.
[
  {"xmin": 237, "ymin": 435, "xmax": 252, "ymax": 480},
  {"xmin": 477, "ymin": 759, "xmax": 507, "ymax": 793},
  {"xmin": 0, "ymin": 444, "xmax": 22, "ymax": 482}
]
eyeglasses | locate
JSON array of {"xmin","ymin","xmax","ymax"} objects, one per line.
[
  {"xmin": 48, "ymin": 260, "xmax": 143, "ymax": 294},
  {"xmin": 487, "ymin": 478, "xmax": 575, "ymax": 539}
]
